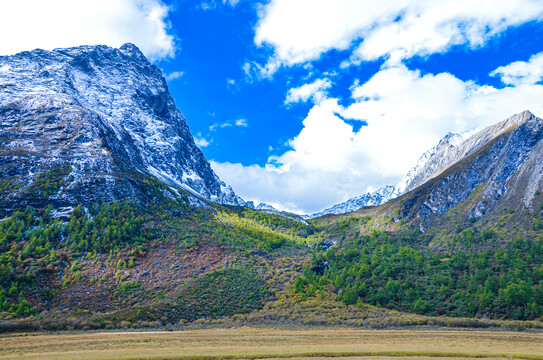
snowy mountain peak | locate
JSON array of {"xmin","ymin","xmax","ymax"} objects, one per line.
[
  {"xmin": 307, "ymin": 111, "xmax": 542, "ymax": 219},
  {"xmin": 119, "ymin": 43, "xmax": 145, "ymax": 57},
  {"xmin": 306, "ymin": 130, "xmax": 466, "ymax": 219},
  {"xmin": 441, "ymin": 132, "xmax": 464, "ymax": 146},
  {"xmin": 395, "ymin": 131, "xmax": 464, "ymax": 194},
  {"xmin": 245, "ymin": 201, "xmax": 278, "ymax": 211},
  {"xmin": 0, "ymin": 43, "xmax": 244, "ymax": 211}
]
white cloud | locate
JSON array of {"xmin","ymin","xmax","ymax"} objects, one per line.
[
  {"xmin": 213, "ymin": 64, "xmax": 543, "ymax": 214},
  {"xmin": 213, "ymin": 98, "xmax": 373, "ymax": 214},
  {"xmin": 0, "ymin": 0, "xmax": 176, "ymax": 61},
  {"xmin": 235, "ymin": 118, "xmax": 248, "ymax": 127},
  {"xmin": 212, "ymin": 1, "xmax": 543, "ymax": 213},
  {"xmin": 350, "ymin": 1, "xmax": 543, "ymax": 66},
  {"xmin": 165, "ymin": 71, "xmax": 184, "ymax": 81},
  {"xmin": 254, "ymin": 0, "xmax": 543, "ymax": 67},
  {"xmin": 194, "ymin": 136, "xmax": 211, "ymax": 148},
  {"xmin": 209, "ymin": 122, "xmax": 233, "ymax": 131},
  {"xmin": 242, "ymin": 59, "xmax": 282, "ymax": 81},
  {"xmin": 270, "ymin": 99, "xmax": 361, "ymax": 173},
  {"xmin": 226, "ymin": 78, "xmax": 239, "ymax": 93},
  {"xmin": 210, "ymin": 160, "xmax": 348, "ymax": 214},
  {"xmin": 285, "ymin": 78, "xmax": 332, "ymax": 105},
  {"xmin": 491, "ymin": 52, "xmax": 543, "ymax": 86},
  {"xmin": 210, "ymin": 118, "xmax": 248, "ymax": 131}
]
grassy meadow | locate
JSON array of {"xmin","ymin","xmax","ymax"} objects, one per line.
[{"xmin": 0, "ymin": 328, "xmax": 542, "ymax": 360}]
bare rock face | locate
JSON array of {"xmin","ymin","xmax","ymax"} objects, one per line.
[{"xmin": 0, "ymin": 43, "xmax": 244, "ymax": 214}]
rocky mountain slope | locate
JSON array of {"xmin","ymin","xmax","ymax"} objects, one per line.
[
  {"xmin": 0, "ymin": 67, "xmax": 542, "ymax": 331},
  {"xmin": 0, "ymin": 43, "xmax": 243, "ymax": 214},
  {"xmin": 393, "ymin": 132, "xmax": 465, "ymax": 194},
  {"xmin": 398, "ymin": 111, "xmax": 543, "ymax": 219},
  {"xmin": 306, "ymin": 132, "xmax": 465, "ymax": 219},
  {"xmin": 353, "ymin": 110, "xmax": 543, "ymax": 233},
  {"xmin": 310, "ymin": 111, "xmax": 543, "ymax": 221}
]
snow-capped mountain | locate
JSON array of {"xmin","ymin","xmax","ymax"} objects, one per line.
[
  {"xmin": 308, "ymin": 110, "xmax": 543, "ymax": 220},
  {"xmin": 0, "ymin": 43, "xmax": 244, "ymax": 213},
  {"xmin": 245, "ymin": 201, "xmax": 278, "ymax": 211},
  {"xmin": 394, "ymin": 132, "xmax": 464, "ymax": 194},
  {"xmin": 398, "ymin": 110, "xmax": 543, "ymax": 223},
  {"xmin": 305, "ymin": 132, "xmax": 465, "ymax": 219},
  {"xmin": 305, "ymin": 186, "xmax": 400, "ymax": 219}
]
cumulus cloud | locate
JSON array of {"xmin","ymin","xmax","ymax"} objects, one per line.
[
  {"xmin": 210, "ymin": 158, "xmax": 358, "ymax": 214},
  {"xmin": 213, "ymin": 98, "xmax": 373, "ymax": 214},
  {"xmin": 285, "ymin": 78, "xmax": 332, "ymax": 105},
  {"xmin": 491, "ymin": 52, "xmax": 543, "ymax": 86},
  {"xmin": 349, "ymin": 1, "xmax": 543, "ymax": 65},
  {"xmin": 219, "ymin": 0, "xmax": 543, "ymax": 213},
  {"xmin": 255, "ymin": 0, "xmax": 543, "ymax": 67},
  {"xmin": 213, "ymin": 64, "xmax": 543, "ymax": 214},
  {"xmin": 0, "ymin": 0, "xmax": 176, "ymax": 61}
]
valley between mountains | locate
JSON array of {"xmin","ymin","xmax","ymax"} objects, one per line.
[{"xmin": 0, "ymin": 44, "xmax": 542, "ymax": 332}]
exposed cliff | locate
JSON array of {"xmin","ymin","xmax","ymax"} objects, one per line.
[{"xmin": 0, "ymin": 43, "xmax": 244, "ymax": 214}]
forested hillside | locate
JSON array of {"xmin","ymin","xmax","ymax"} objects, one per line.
[
  {"xmin": 1, "ymin": 176, "xmax": 542, "ymax": 331},
  {"xmin": 299, "ymin": 216, "xmax": 543, "ymax": 321}
]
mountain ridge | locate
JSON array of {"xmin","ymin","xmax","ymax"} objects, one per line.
[
  {"xmin": 305, "ymin": 131, "xmax": 465, "ymax": 219},
  {"xmin": 307, "ymin": 110, "xmax": 540, "ymax": 220},
  {"xmin": 0, "ymin": 45, "xmax": 542, "ymax": 330},
  {"xmin": 348, "ymin": 110, "xmax": 543, "ymax": 236},
  {"xmin": 0, "ymin": 43, "xmax": 244, "ymax": 214}
]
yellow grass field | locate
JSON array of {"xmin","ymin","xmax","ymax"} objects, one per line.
[{"xmin": 0, "ymin": 328, "xmax": 542, "ymax": 360}]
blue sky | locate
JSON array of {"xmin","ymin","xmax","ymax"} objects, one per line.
[{"xmin": 2, "ymin": 0, "xmax": 543, "ymax": 214}]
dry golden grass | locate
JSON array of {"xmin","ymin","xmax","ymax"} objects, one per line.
[{"xmin": 0, "ymin": 328, "xmax": 541, "ymax": 360}]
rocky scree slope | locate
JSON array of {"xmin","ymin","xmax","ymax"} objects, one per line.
[{"xmin": 0, "ymin": 43, "xmax": 243, "ymax": 214}]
